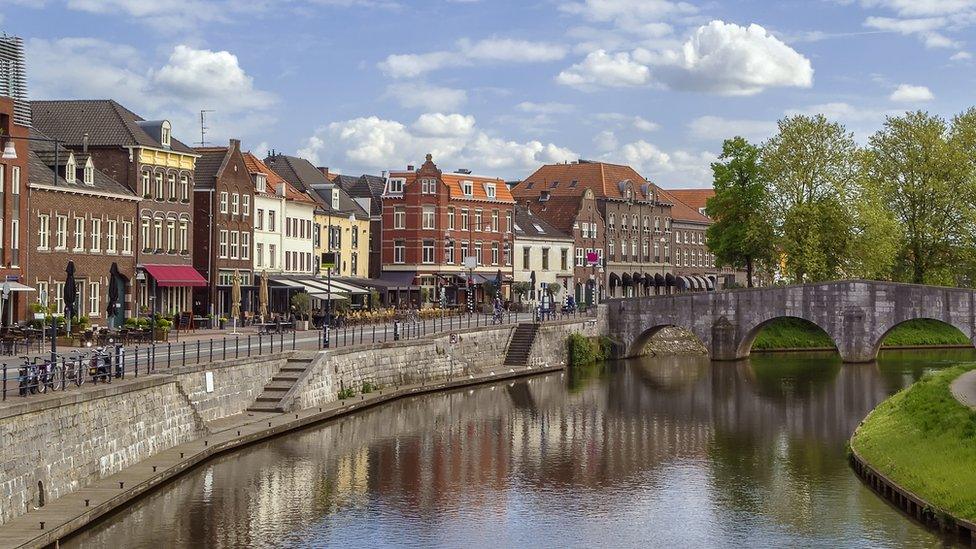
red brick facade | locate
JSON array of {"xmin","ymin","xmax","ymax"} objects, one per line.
[{"xmin": 0, "ymin": 97, "xmax": 30, "ymax": 322}]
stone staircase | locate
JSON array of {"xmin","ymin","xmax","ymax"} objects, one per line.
[
  {"xmin": 246, "ymin": 356, "xmax": 315, "ymax": 413},
  {"xmin": 503, "ymin": 323, "xmax": 539, "ymax": 366}
]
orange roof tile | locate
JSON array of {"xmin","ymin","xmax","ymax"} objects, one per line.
[
  {"xmin": 513, "ymin": 161, "xmax": 653, "ymax": 200},
  {"xmin": 659, "ymin": 188, "xmax": 710, "ymax": 224},
  {"xmin": 389, "ymin": 156, "xmax": 515, "ymax": 203},
  {"xmin": 243, "ymin": 152, "xmax": 317, "ymax": 205},
  {"xmin": 665, "ymin": 189, "xmax": 714, "ymax": 216}
]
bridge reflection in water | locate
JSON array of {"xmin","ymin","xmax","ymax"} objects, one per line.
[{"xmin": 64, "ymin": 351, "xmax": 972, "ymax": 548}]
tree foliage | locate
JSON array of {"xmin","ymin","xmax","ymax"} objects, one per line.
[{"xmin": 704, "ymin": 137, "xmax": 774, "ymax": 287}]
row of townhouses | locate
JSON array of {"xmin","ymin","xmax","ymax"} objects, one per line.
[{"xmin": 0, "ymin": 34, "xmax": 740, "ymax": 326}]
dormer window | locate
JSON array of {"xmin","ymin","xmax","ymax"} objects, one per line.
[
  {"xmin": 64, "ymin": 155, "xmax": 76, "ymax": 184},
  {"xmin": 160, "ymin": 121, "xmax": 172, "ymax": 148},
  {"xmin": 83, "ymin": 158, "xmax": 94, "ymax": 186},
  {"xmin": 539, "ymin": 190, "xmax": 550, "ymax": 202},
  {"xmin": 387, "ymin": 177, "xmax": 405, "ymax": 194},
  {"xmin": 485, "ymin": 183, "xmax": 496, "ymax": 199},
  {"xmin": 255, "ymin": 173, "xmax": 267, "ymax": 193},
  {"xmin": 331, "ymin": 189, "xmax": 339, "ymax": 210},
  {"xmin": 461, "ymin": 180, "xmax": 473, "ymax": 197}
]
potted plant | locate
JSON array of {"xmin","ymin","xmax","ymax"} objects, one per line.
[
  {"xmin": 218, "ymin": 316, "xmax": 228, "ymax": 329},
  {"xmin": 290, "ymin": 293, "xmax": 311, "ymax": 331}
]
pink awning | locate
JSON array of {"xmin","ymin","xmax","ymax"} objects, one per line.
[{"xmin": 143, "ymin": 264, "xmax": 208, "ymax": 287}]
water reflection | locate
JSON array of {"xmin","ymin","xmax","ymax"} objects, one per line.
[{"xmin": 66, "ymin": 351, "xmax": 973, "ymax": 548}]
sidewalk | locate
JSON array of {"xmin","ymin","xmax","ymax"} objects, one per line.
[{"xmin": 950, "ymin": 369, "xmax": 976, "ymax": 409}]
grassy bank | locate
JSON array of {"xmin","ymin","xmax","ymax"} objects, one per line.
[
  {"xmin": 851, "ymin": 365, "xmax": 976, "ymax": 522},
  {"xmin": 567, "ymin": 333, "xmax": 613, "ymax": 367},
  {"xmin": 752, "ymin": 318, "xmax": 970, "ymax": 350}
]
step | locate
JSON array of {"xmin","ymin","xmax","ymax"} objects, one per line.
[
  {"xmin": 256, "ymin": 395, "xmax": 282, "ymax": 403},
  {"xmin": 280, "ymin": 366, "xmax": 308, "ymax": 373},
  {"xmin": 246, "ymin": 403, "xmax": 281, "ymax": 413},
  {"xmin": 266, "ymin": 381, "xmax": 295, "ymax": 390}
]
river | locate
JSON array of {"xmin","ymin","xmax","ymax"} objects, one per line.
[{"xmin": 64, "ymin": 349, "xmax": 975, "ymax": 548}]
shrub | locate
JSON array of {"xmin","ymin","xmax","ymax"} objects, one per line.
[
  {"xmin": 337, "ymin": 387, "xmax": 356, "ymax": 400},
  {"xmin": 568, "ymin": 333, "xmax": 611, "ymax": 367}
]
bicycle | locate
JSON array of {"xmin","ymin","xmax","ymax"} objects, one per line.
[
  {"xmin": 17, "ymin": 356, "xmax": 39, "ymax": 396},
  {"xmin": 62, "ymin": 350, "xmax": 86, "ymax": 388},
  {"xmin": 37, "ymin": 358, "xmax": 56, "ymax": 394}
]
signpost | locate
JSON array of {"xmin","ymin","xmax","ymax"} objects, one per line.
[
  {"xmin": 321, "ymin": 251, "xmax": 337, "ymax": 348},
  {"xmin": 463, "ymin": 256, "xmax": 477, "ymax": 313}
]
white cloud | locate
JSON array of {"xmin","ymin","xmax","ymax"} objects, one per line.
[
  {"xmin": 516, "ymin": 101, "xmax": 576, "ymax": 114},
  {"xmin": 864, "ymin": 16, "xmax": 959, "ymax": 48},
  {"xmin": 153, "ymin": 45, "xmax": 276, "ymax": 110},
  {"xmin": 556, "ymin": 49, "xmax": 651, "ymax": 89},
  {"xmin": 379, "ymin": 37, "xmax": 566, "ymax": 78},
  {"xmin": 557, "ymin": 21, "xmax": 813, "ymax": 95},
  {"xmin": 594, "ymin": 112, "xmax": 660, "ymax": 132},
  {"xmin": 411, "ymin": 113, "xmax": 476, "ymax": 137},
  {"xmin": 559, "ymin": 0, "xmax": 697, "ymax": 29},
  {"xmin": 889, "ymin": 84, "xmax": 934, "ymax": 102},
  {"xmin": 688, "ymin": 115, "xmax": 776, "ymax": 141},
  {"xmin": 606, "ymin": 139, "xmax": 716, "ymax": 185},
  {"xmin": 851, "ymin": 0, "xmax": 976, "ymax": 51},
  {"xmin": 299, "ymin": 115, "xmax": 577, "ymax": 175},
  {"xmin": 858, "ymin": 0, "xmax": 976, "ymax": 17},
  {"xmin": 633, "ymin": 116, "xmax": 659, "ymax": 132},
  {"xmin": 951, "ymin": 51, "xmax": 973, "ymax": 60},
  {"xmin": 385, "ymin": 81, "xmax": 467, "ymax": 111},
  {"xmin": 593, "ymin": 130, "xmax": 618, "ymax": 152}
]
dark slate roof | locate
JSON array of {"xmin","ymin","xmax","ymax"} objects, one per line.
[
  {"xmin": 27, "ymin": 128, "xmax": 136, "ymax": 197},
  {"xmin": 514, "ymin": 204, "xmax": 572, "ymax": 240},
  {"xmin": 193, "ymin": 146, "xmax": 230, "ymax": 189},
  {"xmin": 30, "ymin": 99, "xmax": 195, "ymax": 153},
  {"xmin": 529, "ymin": 195, "xmax": 584, "ymax": 234},
  {"xmin": 306, "ymin": 185, "xmax": 369, "ymax": 220},
  {"xmin": 263, "ymin": 153, "xmax": 330, "ymax": 193},
  {"xmin": 335, "ymin": 174, "xmax": 385, "ymax": 216}
]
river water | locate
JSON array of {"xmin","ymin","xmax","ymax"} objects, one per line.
[{"xmin": 64, "ymin": 349, "xmax": 974, "ymax": 548}]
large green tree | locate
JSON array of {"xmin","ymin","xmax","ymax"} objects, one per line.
[
  {"xmin": 761, "ymin": 115, "xmax": 859, "ymax": 282},
  {"xmin": 863, "ymin": 111, "xmax": 976, "ymax": 284},
  {"xmin": 705, "ymin": 137, "xmax": 775, "ymax": 287}
]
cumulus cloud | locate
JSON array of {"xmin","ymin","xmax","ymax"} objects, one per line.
[
  {"xmin": 605, "ymin": 139, "xmax": 716, "ymax": 185},
  {"xmin": 593, "ymin": 112, "xmax": 660, "ymax": 132},
  {"xmin": 379, "ymin": 37, "xmax": 567, "ymax": 78},
  {"xmin": 593, "ymin": 130, "xmax": 619, "ymax": 152},
  {"xmin": 385, "ymin": 81, "xmax": 467, "ymax": 111},
  {"xmin": 516, "ymin": 101, "xmax": 576, "ymax": 114},
  {"xmin": 889, "ymin": 84, "xmax": 934, "ymax": 102},
  {"xmin": 153, "ymin": 45, "xmax": 276, "ymax": 110},
  {"xmin": 557, "ymin": 21, "xmax": 813, "ymax": 95},
  {"xmin": 688, "ymin": 115, "xmax": 777, "ymax": 141},
  {"xmin": 851, "ymin": 0, "xmax": 976, "ymax": 52},
  {"xmin": 864, "ymin": 16, "xmax": 958, "ymax": 48},
  {"xmin": 298, "ymin": 114, "xmax": 577, "ymax": 175}
]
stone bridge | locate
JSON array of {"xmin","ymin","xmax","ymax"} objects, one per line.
[{"xmin": 607, "ymin": 280, "xmax": 976, "ymax": 362}]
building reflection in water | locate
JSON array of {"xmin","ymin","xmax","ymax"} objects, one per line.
[{"xmin": 65, "ymin": 350, "xmax": 970, "ymax": 548}]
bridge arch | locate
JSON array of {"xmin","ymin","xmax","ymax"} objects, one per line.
[
  {"xmin": 870, "ymin": 317, "xmax": 974, "ymax": 359},
  {"xmin": 735, "ymin": 316, "xmax": 839, "ymax": 359},
  {"xmin": 628, "ymin": 323, "xmax": 708, "ymax": 358}
]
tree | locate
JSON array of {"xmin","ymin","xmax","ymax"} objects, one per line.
[
  {"xmin": 705, "ymin": 137, "xmax": 775, "ymax": 287},
  {"xmin": 762, "ymin": 115, "xmax": 859, "ymax": 282},
  {"xmin": 512, "ymin": 281, "xmax": 532, "ymax": 302},
  {"xmin": 863, "ymin": 111, "xmax": 976, "ymax": 284}
]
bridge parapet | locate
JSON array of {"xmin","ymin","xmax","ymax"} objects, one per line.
[{"xmin": 608, "ymin": 280, "xmax": 976, "ymax": 363}]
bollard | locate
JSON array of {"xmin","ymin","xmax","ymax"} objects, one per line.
[
  {"xmin": 247, "ymin": 335, "xmax": 252, "ymax": 357},
  {"xmin": 238, "ymin": 430, "xmax": 241, "ymax": 436},
  {"xmin": 204, "ymin": 440, "xmax": 208, "ymax": 447},
  {"xmin": 85, "ymin": 499, "xmax": 90, "ymax": 507},
  {"xmin": 167, "ymin": 342, "xmax": 171, "ymax": 368},
  {"xmin": 119, "ymin": 482, "xmax": 124, "ymax": 489},
  {"xmin": 182, "ymin": 341, "xmax": 186, "ymax": 367},
  {"xmin": 209, "ymin": 339, "xmax": 213, "ymax": 361},
  {"xmin": 235, "ymin": 336, "xmax": 239, "ymax": 359},
  {"xmin": 40, "ymin": 522, "xmax": 44, "ymax": 530},
  {"xmin": 180, "ymin": 452, "xmax": 184, "ymax": 459},
  {"xmin": 153, "ymin": 466, "xmax": 157, "ymax": 472}
]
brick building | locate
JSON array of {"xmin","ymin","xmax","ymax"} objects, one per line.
[
  {"xmin": 513, "ymin": 160, "xmax": 673, "ymax": 298},
  {"xmin": 193, "ymin": 140, "xmax": 256, "ymax": 318},
  {"xmin": 0, "ymin": 96, "xmax": 31, "ymax": 323},
  {"xmin": 27, "ymin": 130, "xmax": 139, "ymax": 327},
  {"xmin": 381, "ymin": 154, "xmax": 516, "ymax": 307},
  {"xmin": 665, "ymin": 188, "xmax": 747, "ymax": 288},
  {"xmin": 31, "ymin": 100, "xmax": 204, "ymax": 317},
  {"xmin": 520, "ymin": 187, "xmax": 606, "ymax": 305}
]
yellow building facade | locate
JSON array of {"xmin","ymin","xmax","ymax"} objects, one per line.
[{"xmin": 315, "ymin": 210, "xmax": 370, "ymax": 279}]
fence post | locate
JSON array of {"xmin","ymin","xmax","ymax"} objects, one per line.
[
  {"xmin": 134, "ymin": 347, "xmax": 139, "ymax": 378},
  {"xmin": 182, "ymin": 341, "xmax": 186, "ymax": 367},
  {"xmin": 2, "ymin": 364, "xmax": 5, "ymax": 401},
  {"xmin": 247, "ymin": 335, "xmax": 252, "ymax": 357},
  {"xmin": 209, "ymin": 339, "xmax": 213, "ymax": 362},
  {"xmin": 292, "ymin": 329, "xmax": 296, "ymax": 350},
  {"xmin": 258, "ymin": 333, "xmax": 262, "ymax": 355}
]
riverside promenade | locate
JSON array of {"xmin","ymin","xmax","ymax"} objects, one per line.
[{"xmin": 951, "ymin": 370, "xmax": 976, "ymax": 409}]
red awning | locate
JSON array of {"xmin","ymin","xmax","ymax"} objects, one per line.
[{"xmin": 142, "ymin": 264, "xmax": 208, "ymax": 287}]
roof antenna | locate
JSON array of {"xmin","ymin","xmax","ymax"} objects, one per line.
[{"xmin": 197, "ymin": 109, "xmax": 214, "ymax": 146}]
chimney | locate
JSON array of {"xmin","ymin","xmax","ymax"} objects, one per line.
[
  {"xmin": 406, "ymin": 164, "xmax": 414, "ymax": 171},
  {"xmin": 229, "ymin": 138, "xmax": 241, "ymax": 151},
  {"xmin": 82, "ymin": 132, "xmax": 89, "ymax": 154},
  {"xmin": 317, "ymin": 166, "xmax": 332, "ymax": 179},
  {"xmin": 276, "ymin": 183, "xmax": 286, "ymax": 197}
]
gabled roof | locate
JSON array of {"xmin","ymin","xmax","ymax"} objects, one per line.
[
  {"xmin": 659, "ymin": 189, "xmax": 710, "ymax": 224},
  {"xmin": 527, "ymin": 195, "xmax": 586, "ymax": 234},
  {"xmin": 193, "ymin": 146, "xmax": 229, "ymax": 188},
  {"xmin": 514, "ymin": 205, "xmax": 572, "ymax": 241},
  {"xmin": 263, "ymin": 153, "xmax": 330, "ymax": 193},
  {"xmin": 306, "ymin": 185, "xmax": 369, "ymax": 220},
  {"xmin": 388, "ymin": 155, "xmax": 514, "ymax": 203},
  {"xmin": 665, "ymin": 189, "xmax": 714, "ymax": 219},
  {"xmin": 514, "ymin": 160, "xmax": 660, "ymax": 201},
  {"xmin": 27, "ymin": 128, "xmax": 136, "ymax": 197},
  {"xmin": 334, "ymin": 174, "xmax": 385, "ymax": 216},
  {"xmin": 30, "ymin": 99, "xmax": 195, "ymax": 154},
  {"xmin": 242, "ymin": 152, "xmax": 317, "ymax": 205}
]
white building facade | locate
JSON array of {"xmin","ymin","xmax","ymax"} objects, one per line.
[{"xmin": 512, "ymin": 206, "xmax": 574, "ymax": 308}]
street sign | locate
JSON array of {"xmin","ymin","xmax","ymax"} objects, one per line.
[
  {"xmin": 320, "ymin": 251, "xmax": 337, "ymax": 270},
  {"xmin": 463, "ymin": 256, "xmax": 477, "ymax": 270},
  {"xmin": 586, "ymin": 251, "xmax": 599, "ymax": 266}
]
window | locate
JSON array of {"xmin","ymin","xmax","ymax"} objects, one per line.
[
  {"xmin": 122, "ymin": 221, "xmax": 132, "ymax": 254},
  {"xmin": 445, "ymin": 241, "xmax": 455, "ymax": 264},
  {"xmin": 219, "ymin": 230, "xmax": 228, "ymax": 258},
  {"xmin": 255, "ymin": 173, "xmax": 267, "ymax": 193},
  {"xmin": 38, "ymin": 214, "xmax": 50, "ymax": 250},
  {"xmin": 285, "ymin": 251, "xmax": 291, "ymax": 271},
  {"xmin": 541, "ymin": 247, "xmax": 550, "ymax": 270},
  {"xmin": 576, "ymin": 247, "xmax": 584, "ymax": 267},
  {"xmin": 10, "ymin": 219, "xmax": 17, "ymax": 266},
  {"xmin": 608, "ymin": 213, "xmax": 615, "ymax": 230},
  {"xmin": 474, "ymin": 210, "xmax": 482, "ymax": 232},
  {"xmin": 491, "ymin": 242, "xmax": 499, "ymax": 265},
  {"xmin": 608, "ymin": 240, "xmax": 614, "ymax": 260},
  {"xmin": 387, "ymin": 177, "xmax": 405, "ymax": 194},
  {"xmin": 561, "ymin": 249, "xmax": 568, "ymax": 270},
  {"xmin": 229, "ymin": 231, "xmax": 239, "ymax": 259},
  {"xmin": 620, "ymin": 239, "xmax": 627, "ymax": 258},
  {"xmin": 447, "ymin": 208, "xmax": 455, "ymax": 230},
  {"xmin": 155, "ymin": 173, "xmax": 164, "ymax": 199},
  {"xmin": 474, "ymin": 242, "xmax": 483, "ymax": 265},
  {"xmin": 268, "ymin": 210, "xmax": 276, "ymax": 232},
  {"xmin": 168, "ymin": 174, "xmax": 177, "ymax": 199},
  {"xmin": 179, "ymin": 221, "xmax": 188, "ymax": 252},
  {"xmin": 351, "ymin": 253, "xmax": 358, "ymax": 275},
  {"xmin": 491, "ymin": 210, "xmax": 499, "ymax": 232},
  {"xmin": 12, "ymin": 166, "xmax": 20, "ymax": 195},
  {"xmin": 485, "ymin": 183, "xmax": 496, "ymax": 199},
  {"xmin": 107, "ymin": 220, "xmax": 117, "ymax": 253},
  {"xmin": 165, "ymin": 220, "xmax": 175, "ymax": 252},
  {"xmin": 256, "ymin": 243, "xmax": 264, "ymax": 267},
  {"xmin": 141, "ymin": 219, "xmax": 151, "ymax": 252},
  {"xmin": 154, "ymin": 220, "xmax": 163, "ymax": 250},
  {"xmin": 621, "ymin": 215, "xmax": 628, "ymax": 231},
  {"xmin": 461, "ymin": 180, "xmax": 473, "ymax": 196},
  {"xmin": 394, "ymin": 206, "xmax": 406, "ymax": 229},
  {"xmin": 140, "ymin": 171, "xmax": 150, "ymax": 197},
  {"xmin": 643, "ymin": 216, "xmax": 650, "ymax": 233},
  {"xmin": 421, "ymin": 178, "xmax": 437, "ymax": 194},
  {"xmin": 65, "ymin": 157, "xmax": 76, "ymax": 183},
  {"xmin": 503, "ymin": 242, "xmax": 511, "ymax": 266},
  {"xmin": 255, "ymin": 209, "xmax": 264, "ymax": 230},
  {"xmin": 219, "ymin": 192, "xmax": 228, "ymax": 213},
  {"xmin": 268, "ymin": 244, "xmax": 276, "ymax": 268},
  {"xmin": 73, "ymin": 217, "xmax": 85, "ymax": 251},
  {"xmin": 231, "ymin": 193, "xmax": 240, "ymax": 215},
  {"xmin": 664, "ymin": 243, "xmax": 670, "ymax": 262},
  {"xmin": 394, "ymin": 240, "xmax": 405, "ymax": 263},
  {"xmin": 241, "ymin": 231, "xmax": 250, "ymax": 260},
  {"xmin": 631, "ymin": 238, "xmax": 638, "ymax": 261},
  {"xmin": 161, "ymin": 121, "xmax": 171, "ymax": 147},
  {"xmin": 522, "ymin": 247, "xmax": 530, "ymax": 269},
  {"xmin": 422, "ymin": 206, "xmax": 436, "ymax": 229},
  {"xmin": 422, "ymin": 240, "xmax": 435, "ymax": 264},
  {"xmin": 89, "ymin": 282, "xmax": 100, "ymax": 317},
  {"xmin": 642, "ymin": 240, "xmax": 648, "ymax": 261},
  {"xmin": 632, "ymin": 214, "xmax": 639, "ymax": 231},
  {"xmin": 654, "ymin": 242, "xmax": 660, "ymax": 262},
  {"xmin": 654, "ymin": 216, "xmax": 660, "ymax": 232},
  {"xmin": 180, "ymin": 174, "xmax": 189, "ymax": 201},
  {"xmin": 83, "ymin": 162, "xmax": 94, "ymax": 186},
  {"xmin": 505, "ymin": 211, "xmax": 512, "ymax": 233},
  {"xmin": 90, "ymin": 218, "xmax": 101, "ymax": 252},
  {"xmin": 242, "ymin": 195, "xmax": 250, "ymax": 216},
  {"xmin": 461, "ymin": 209, "xmax": 469, "ymax": 230}
]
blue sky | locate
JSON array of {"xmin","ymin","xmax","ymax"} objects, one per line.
[{"xmin": 3, "ymin": 0, "xmax": 975, "ymax": 186}]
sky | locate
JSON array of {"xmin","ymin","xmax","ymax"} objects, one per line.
[{"xmin": 2, "ymin": 0, "xmax": 975, "ymax": 187}]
